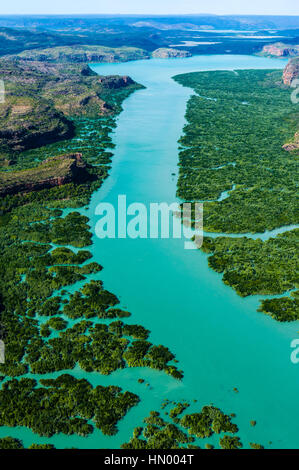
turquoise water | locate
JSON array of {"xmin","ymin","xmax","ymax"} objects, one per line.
[{"xmin": 1, "ymin": 54, "xmax": 298, "ymax": 449}]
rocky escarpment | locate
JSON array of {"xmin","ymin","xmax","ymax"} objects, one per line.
[
  {"xmin": 261, "ymin": 43, "xmax": 299, "ymax": 58},
  {"xmin": 283, "ymin": 57, "xmax": 299, "ymax": 85},
  {"xmin": 0, "ymin": 58, "xmax": 141, "ymax": 154},
  {"xmin": 283, "ymin": 132, "xmax": 299, "ymax": 152},
  {"xmin": 0, "ymin": 102, "xmax": 74, "ymax": 153},
  {"xmin": 0, "ymin": 153, "xmax": 88, "ymax": 196},
  {"xmin": 152, "ymin": 48, "xmax": 192, "ymax": 59},
  {"xmin": 97, "ymin": 75, "xmax": 135, "ymax": 89},
  {"xmin": 282, "ymin": 59, "xmax": 299, "ymax": 152},
  {"xmin": 16, "ymin": 45, "xmax": 150, "ymax": 63}
]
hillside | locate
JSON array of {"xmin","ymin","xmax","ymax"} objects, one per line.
[
  {"xmin": 0, "ymin": 27, "xmax": 71, "ymax": 56},
  {"xmin": 0, "ymin": 58, "xmax": 141, "ymax": 156},
  {"xmin": 0, "ymin": 153, "xmax": 90, "ymax": 196},
  {"xmin": 16, "ymin": 45, "xmax": 150, "ymax": 63}
]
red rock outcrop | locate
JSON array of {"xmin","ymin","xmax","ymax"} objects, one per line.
[
  {"xmin": 262, "ymin": 43, "xmax": 299, "ymax": 58},
  {"xmin": 283, "ymin": 132, "xmax": 299, "ymax": 152},
  {"xmin": 283, "ymin": 58, "xmax": 299, "ymax": 85}
]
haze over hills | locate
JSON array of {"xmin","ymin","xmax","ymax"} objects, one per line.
[
  {"xmin": 0, "ymin": 15, "xmax": 298, "ymax": 58},
  {"xmin": 0, "ymin": 14, "xmax": 299, "ymax": 31}
]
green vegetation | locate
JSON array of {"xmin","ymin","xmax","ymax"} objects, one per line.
[
  {"xmin": 0, "ymin": 57, "xmax": 142, "ymax": 157},
  {"xmin": 180, "ymin": 406, "xmax": 238, "ymax": 438},
  {"xmin": 0, "ymin": 374, "xmax": 139, "ymax": 437},
  {"xmin": 21, "ymin": 211, "xmax": 93, "ymax": 247},
  {"xmin": 121, "ymin": 410, "xmax": 191, "ymax": 449},
  {"xmin": 201, "ymin": 231, "xmax": 299, "ymax": 319},
  {"xmin": 219, "ymin": 435, "xmax": 243, "ymax": 449},
  {"xmin": 201, "ymin": 230, "xmax": 298, "ymax": 297},
  {"xmin": 259, "ymin": 290, "xmax": 299, "ymax": 321},
  {"xmin": 45, "ymin": 317, "xmax": 68, "ymax": 331},
  {"xmin": 122, "ymin": 402, "xmax": 241, "ymax": 449},
  {"xmin": 0, "ymin": 55, "xmax": 185, "ymax": 443},
  {"xmin": 249, "ymin": 442, "xmax": 264, "ymax": 449},
  {"xmin": 174, "ymin": 69, "xmax": 298, "ymax": 233},
  {"xmin": 174, "ymin": 69, "xmax": 299, "ymax": 320},
  {"xmin": 0, "ymin": 437, "xmax": 24, "ymax": 449},
  {"xmin": 169, "ymin": 402, "xmax": 190, "ymax": 419},
  {"xmin": 0, "ymin": 437, "xmax": 56, "ymax": 449},
  {"xmin": 0, "ymin": 201, "xmax": 182, "ymax": 379},
  {"xmin": 28, "ymin": 444, "xmax": 55, "ymax": 449}
]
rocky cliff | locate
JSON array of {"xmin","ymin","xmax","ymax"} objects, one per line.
[
  {"xmin": 283, "ymin": 132, "xmax": 299, "ymax": 152},
  {"xmin": 0, "ymin": 102, "xmax": 74, "ymax": 153},
  {"xmin": 0, "ymin": 58, "xmax": 141, "ymax": 154},
  {"xmin": 97, "ymin": 75, "xmax": 134, "ymax": 89},
  {"xmin": 152, "ymin": 48, "xmax": 192, "ymax": 59},
  {"xmin": 261, "ymin": 43, "xmax": 299, "ymax": 58},
  {"xmin": 282, "ymin": 59, "xmax": 299, "ymax": 152},
  {"xmin": 283, "ymin": 57, "xmax": 299, "ymax": 85},
  {"xmin": 0, "ymin": 153, "xmax": 88, "ymax": 196}
]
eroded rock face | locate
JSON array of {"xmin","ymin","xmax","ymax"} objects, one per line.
[
  {"xmin": 283, "ymin": 132, "xmax": 299, "ymax": 152},
  {"xmin": 261, "ymin": 43, "xmax": 299, "ymax": 58},
  {"xmin": 0, "ymin": 153, "xmax": 88, "ymax": 196},
  {"xmin": 0, "ymin": 58, "xmax": 140, "ymax": 153},
  {"xmin": 282, "ymin": 59, "xmax": 299, "ymax": 153},
  {"xmin": 0, "ymin": 103, "xmax": 74, "ymax": 153},
  {"xmin": 283, "ymin": 58, "xmax": 299, "ymax": 85},
  {"xmin": 97, "ymin": 75, "xmax": 134, "ymax": 89},
  {"xmin": 152, "ymin": 48, "xmax": 192, "ymax": 59}
]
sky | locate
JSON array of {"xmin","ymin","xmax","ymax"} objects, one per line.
[{"xmin": 0, "ymin": 0, "xmax": 298, "ymax": 16}]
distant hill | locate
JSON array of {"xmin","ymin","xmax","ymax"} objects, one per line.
[
  {"xmin": 0, "ymin": 15, "xmax": 298, "ymax": 32},
  {"xmin": 0, "ymin": 26, "xmax": 160, "ymax": 57},
  {"xmin": 16, "ymin": 45, "xmax": 150, "ymax": 63},
  {"xmin": 0, "ymin": 27, "xmax": 70, "ymax": 56}
]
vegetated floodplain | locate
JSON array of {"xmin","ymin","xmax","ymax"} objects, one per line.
[
  {"xmin": 121, "ymin": 399, "xmax": 261, "ymax": 449},
  {"xmin": 0, "ymin": 72, "xmax": 184, "ymax": 442},
  {"xmin": 0, "ymin": 55, "xmax": 272, "ymax": 448},
  {"xmin": 174, "ymin": 69, "xmax": 298, "ymax": 321}
]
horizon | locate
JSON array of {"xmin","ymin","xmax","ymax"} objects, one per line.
[
  {"xmin": 0, "ymin": 1, "xmax": 298, "ymax": 17},
  {"xmin": 0, "ymin": 13, "xmax": 299, "ymax": 17}
]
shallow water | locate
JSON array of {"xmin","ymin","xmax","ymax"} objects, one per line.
[{"xmin": 2, "ymin": 54, "xmax": 298, "ymax": 449}]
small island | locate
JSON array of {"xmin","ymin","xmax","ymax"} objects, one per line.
[{"xmin": 152, "ymin": 48, "xmax": 192, "ymax": 59}]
